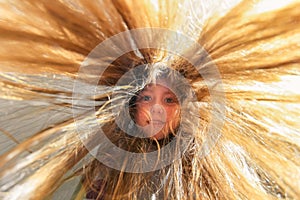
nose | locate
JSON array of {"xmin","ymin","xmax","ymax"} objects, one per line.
[{"xmin": 150, "ymin": 104, "xmax": 164, "ymax": 114}]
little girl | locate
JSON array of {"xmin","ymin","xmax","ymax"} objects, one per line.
[{"xmin": 85, "ymin": 65, "xmax": 197, "ymax": 199}]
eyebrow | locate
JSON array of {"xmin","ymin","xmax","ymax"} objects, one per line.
[
  {"xmin": 140, "ymin": 89, "xmax": 177, "ymax": 98},
  {"xmin": 140, "ymin": 89, "xmax": 175, "ymax": 95}
]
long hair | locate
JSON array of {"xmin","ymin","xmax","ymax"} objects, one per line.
[{"xmin": 0, "ymin": 0, "xmax": 299, "ymax": 199}]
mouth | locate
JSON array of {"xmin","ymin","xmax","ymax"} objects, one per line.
[
  {"xmin": 144, "ymin": 120, "xmax": 166, "ymax": 137},
  {"xmin": 147, "ymin": 120, "xmax": 165, "ymax": 125}
]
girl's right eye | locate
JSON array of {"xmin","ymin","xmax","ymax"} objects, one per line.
[{"xmin": 142, "ymin": 95, "xmax": 151, "ymax": 101}]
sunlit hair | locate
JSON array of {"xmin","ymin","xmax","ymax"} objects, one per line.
[{"xmin": 0, "ymin": 0, "xmax": 300, "ymax": 199}]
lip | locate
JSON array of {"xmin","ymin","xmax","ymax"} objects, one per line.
[{"xmin": 148, "ymin": 120, "xmax": 165, "ymax": 125}]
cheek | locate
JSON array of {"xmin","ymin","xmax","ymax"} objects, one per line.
[
  {"xmin": 166, "ymin": 107, "xmax": 180, "ymax": 119},
  {"xmin": 135, "ymin": 106, "xmax": 149, "ymax": 125},
  {"xmin": 165, "ymin": 107, "xmax": 181, "ymax": 128}
]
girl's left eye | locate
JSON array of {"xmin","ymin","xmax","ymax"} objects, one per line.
[{"xmin": 165, "ymin": 97, "xmax": 176, "ymax": 103}]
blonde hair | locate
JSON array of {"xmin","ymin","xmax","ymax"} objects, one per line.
[{"xmin": 0, "ymin": 0, "xmax": 299, "ymax": 199}]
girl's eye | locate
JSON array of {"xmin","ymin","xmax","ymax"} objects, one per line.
[
  {"xmin": 165, "ymin": 97, "xmax": 176, "ymax": 103},
  {"xmin": 142, "ymin": 95, "xmax": 151, "ymax": 101}
]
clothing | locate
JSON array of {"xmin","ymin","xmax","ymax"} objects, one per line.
[{"xmin": 86, "ymin": 180, "xmax": 105, "ymax": 200}]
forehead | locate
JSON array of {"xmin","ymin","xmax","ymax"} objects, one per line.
[{"xmin": 141, "ymin": 83, "xmax": 175, "ymax": 94}]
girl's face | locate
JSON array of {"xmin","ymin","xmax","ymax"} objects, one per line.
[{"xmin": 135, "ymin": 83, "xmax": 180, "ymax": 140}]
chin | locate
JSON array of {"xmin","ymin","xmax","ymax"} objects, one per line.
[{"xmin": 150, "ymin": 129, "xmax": 171, "ymax": 140}]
